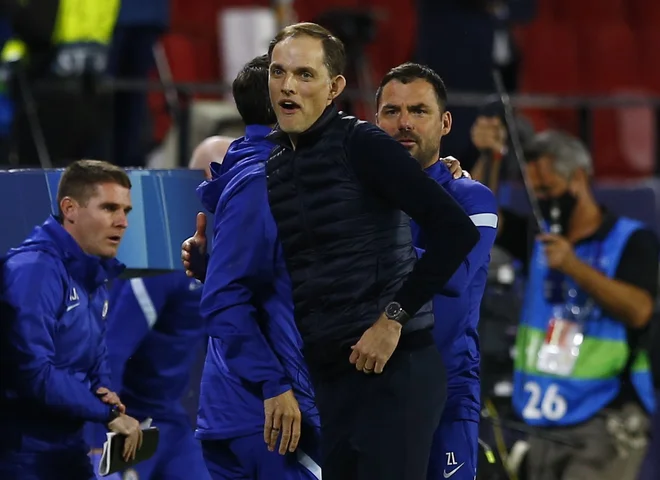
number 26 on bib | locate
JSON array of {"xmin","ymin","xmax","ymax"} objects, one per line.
[{"xmin": 522, "ymin": 382, "xmax": 567, "ymax": 421}]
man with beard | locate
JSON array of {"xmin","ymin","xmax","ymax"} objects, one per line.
[{"xmin": 375, "ymin": 62, "xmax": 498, "ymax": 480}]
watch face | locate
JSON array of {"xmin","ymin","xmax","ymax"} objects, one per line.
[{"xmin": 386, "ymin": 302, "xmax": 401, "ymax": 318}]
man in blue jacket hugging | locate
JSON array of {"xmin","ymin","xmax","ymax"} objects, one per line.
[{"xmin": 183, "ymin": 54, "xmax": 321, "ymax": 480}]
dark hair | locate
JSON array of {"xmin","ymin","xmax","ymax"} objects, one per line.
[
  {"xmin": 57, "ymin": 160, "xmax": 131, "ymax": 215},
  {"xmin": 375, "ymin": 63, "xmax": 448, "ymax": 111},
  {"xmin": 268, "ymin": 22, "xmax": 346, "ymax": 77},
  {"xmin": 232, "ymin": 54, "xmax": 277, "ymax": 126}
]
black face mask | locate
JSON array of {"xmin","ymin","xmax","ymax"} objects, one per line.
[{"xmin": 538, "ymin": 191, "xmax": 577, "ymax": 235}]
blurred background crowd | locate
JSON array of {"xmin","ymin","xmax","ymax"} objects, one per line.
[{"xmin": 1, "ymin": 1, "xmax": 659, "ymax": 479}]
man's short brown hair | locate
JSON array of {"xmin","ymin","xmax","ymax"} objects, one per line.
[
  {"xmin": 57, "ymin": 160, "xmax": 132, "ymax": 214},
  {"xmin": 268, "ymin": 22, "xmax": 346, "ymax": 78}
]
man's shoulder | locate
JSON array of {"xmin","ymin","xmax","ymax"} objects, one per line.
[
  {"xmin": 2, "ymin": 251, "xmax": 67, "ymax": 304},
  {"xmin": 222, "ymin": 162, "xmax": 267, "ymax": 200},
  {"xmin": 4, "ymin": 250, "xmax": 63, "ymax": 277},
  {"xmin": 348, "ymin": 118, "xmax": 384, "ymax": 136},
  {"xmin": 447, "ymin": 177, "xmax": 498, "ymax": 215},
  {"xmin": 615, "ymin": 217, "xmax": 659, "ymax": 252}
]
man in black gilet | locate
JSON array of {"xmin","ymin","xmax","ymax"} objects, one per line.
[{"xmin": 264, "ymin": 22, "xmax": 480, "ymax": 480}]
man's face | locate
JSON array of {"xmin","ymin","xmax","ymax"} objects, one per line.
[
  {"xmin": 376, "ymin": 79, "xmax": 451, "ymax": 168},
  {"xmin": 526, "ymin": 155, "xmax": 571, "ymax": 200},
  {"xmin": 269, "ymin": 35, "xmax": 344, "ymax": 137},
  {"xmin": 62, "ymin": 182, "xmax": 132, "ymax": 258},
  {"xmin": 527, "ymin": 155, "xmax": 589, "ymax": 232}
]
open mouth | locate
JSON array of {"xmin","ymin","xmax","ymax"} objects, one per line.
[
  {"xmin": 279, "ymin": 100, "xmax": 301, "ymax": 114},
  {"xmin": 108, "ymin": 236, "xmax": 121, "ymax": 244}
]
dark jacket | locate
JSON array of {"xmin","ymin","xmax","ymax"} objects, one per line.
[{"xmin": 266, "ymin": 105, "xmax": 480, "ymax": 372}]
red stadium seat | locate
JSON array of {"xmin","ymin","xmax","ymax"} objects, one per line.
[
  {"xmin": 636, "ymin": 29, "xmax": 660, "ymax": 93},
  {"xmin": 519, "ymin": 22, "xmax": 580, "ymax": 94},
  {"xmin": 577, "ymin": 23, "xmax": 641, "ymax": 94},
  {"xmin": 534, "ymin": 0, "xmax": 559, "ymax": 23},
  {"xmin": 577, "ymin": 24, "xmax": 650, "ymax": 178},
  {"xmin": 517, "ymin": 22, "xmax": 581, "ymax": 136},
  {"xmin": 556, "ymin": 0, "xmax": 627, "ymax": 25},
  {"xmin": 627, "ymin": 0, "xmax": 660, "ymax": 29},
  {"xmin": 591, "ymin": 91, "xmax": 656, "ymax": 179}
]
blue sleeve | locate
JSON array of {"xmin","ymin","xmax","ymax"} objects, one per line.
[
  {"xmin": 1, "ymin": 255, "xmax": 110, "ymax": 422},
  {"xmin": 88, "ymin": 286, "xmax": 111, "ymax": 392},
  {"xmin": 443, "ymin": 181, "xmax": 499, "ymax": 295},
  {"xmin": 104, "ymin": 278, "xmax": 165, "ymax": 394},
  {"xmin": 89, "ymin": 329, "xmax": 111, "ymax": 392},
  {"xmin": 200, "ymin": 172, "xmax": 291, "ymax": 400}
]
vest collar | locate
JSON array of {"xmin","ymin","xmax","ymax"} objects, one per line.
[{"xmin": 267, "ymin": 103, "xmax": 339, "ymax": 149}]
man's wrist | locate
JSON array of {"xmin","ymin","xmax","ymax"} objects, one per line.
[
  {"xmin": 377, "ymin": 316, "xmax": 403, "ymax": 332},
  {"xmin": 106, "ymin": 405, "xmax": 121, "ymax": 425},
  {"xmin": 562, "ymin": 255, "xmax": 584, "ymax": 279},
  {"xmin": 383, "ymin": 301, "xmax": 410, "ymax": 326}
]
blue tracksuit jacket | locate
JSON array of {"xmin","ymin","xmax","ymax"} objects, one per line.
[
  {"xmin": 0, "ymin": 216, "xmax": 123, "ymax": 465},
  {"xmin": 86, "ymin": 272, "xmax": 209, "ymax": 480},
  {"xmin": 104, "ymin": 272, "xmax": 205, "ymax": 419},
  {"xmin": 411, "ymin": 161, "xmax": 498, "ymax": 422},
  {"xmin": 195, "ymin": 124, "xmax": 318, "ymax": 441}
]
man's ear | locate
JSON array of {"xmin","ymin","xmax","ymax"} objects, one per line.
[
  {"xmin": 441, "ymin": 111, "xmax": 452, "ymax": 136},
  {"xmin": 59, "ymin": 197, "xmax": 79, "ymax": 224},
  {"xmin": 329, "ymin": 75, "xmax": 347, "ymax": 101}
]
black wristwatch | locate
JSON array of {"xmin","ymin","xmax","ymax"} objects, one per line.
[
  {"xmin": 384, "ymin": 301, "xmax": 410, "ymax": 325},
  {"xmin": 107, "ymin": 405, "xmax": 121, "ymax": 424}
]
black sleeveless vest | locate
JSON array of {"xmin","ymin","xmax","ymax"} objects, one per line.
[{"xmin": 266, "ymin": 106, "xmax": 433, "ymax": 367}]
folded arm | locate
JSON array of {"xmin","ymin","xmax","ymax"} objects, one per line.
[{"xmin": 350, "ymin": 123, "xmax": 480, "ymax": 316}]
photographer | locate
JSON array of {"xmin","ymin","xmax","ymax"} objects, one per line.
[{"xmin": 488, "ymin": 130, "xmax": 658, "ymax": 480}]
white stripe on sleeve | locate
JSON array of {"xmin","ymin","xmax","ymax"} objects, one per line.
[
  {"xmin": 469, "ymin": 213, "xmax": 498, "ymax": 228},
  {"xmin": 130, "ymin": 278, "xmax": 158, "ymax": 329}
]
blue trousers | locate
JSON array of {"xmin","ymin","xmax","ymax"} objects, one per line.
[
  {"xmin": 428, "ymin": 419, "xmax": 479, "ymax": 480},
  {"xmin": 201, "ymin": 429, "xmax": 321, "ymax": 480},
  {"xmin": 0, "ymin": 447, "xmax": 94, "ymax": 480}
]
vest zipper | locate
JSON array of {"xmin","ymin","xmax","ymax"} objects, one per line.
[{"xmin": 292, "ymin": 151, "xmax": 316, "ymax": 253}]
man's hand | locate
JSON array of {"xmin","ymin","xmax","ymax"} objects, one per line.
[
  {"xmin": 263, "ymin": 389, "xmax": 302, "ymax": 455},
  {"xmin": 441, "ymin": 156, "xmax": 471, "ymax": 179},
  {"xmin": 539, "ymin": 234, "xmax": 579, "ymax": 274},
  {"xmin": 349, "ymin": 316, "xmax": 402, "ymax": 374},
  {"xmin": 181, "ymin": 212, "xmax": 208, "ymax": 281},
  {"xmin": 471, "ymin": 116, "xmax": 507, "ymax": 155},
  {"xmin": 107, "ymin": 414, "xmax": 143, "ymax": 462},
  {"xmin": 96, "ymin": 387, "xmax": 125, "ymax": 414}
]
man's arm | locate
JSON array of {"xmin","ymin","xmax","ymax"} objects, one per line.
[
  {"xmin": 89, "ymin": 332, "xmax": 111, "ymax": 393},
  {"xmin": 88, "ymin": 287, "xmax": 113, "ymax": 393},
  {"xmin": 2, "ymin": 255, "xmax": 112, "ymax": 422},
  {"xmin": 443, "ymin": 181, "xmax": 499, "ymax": 294},
  {"xmin": 200, "ymin": 170, "xmax": 291, "ymax": 400},
  {"xmin": 349, "ymin": 122, "xmax": 480, "ymax": 316},
  {"xmin": 557, "ymin": 229, "xmax": 659, "ymax": 329}
]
